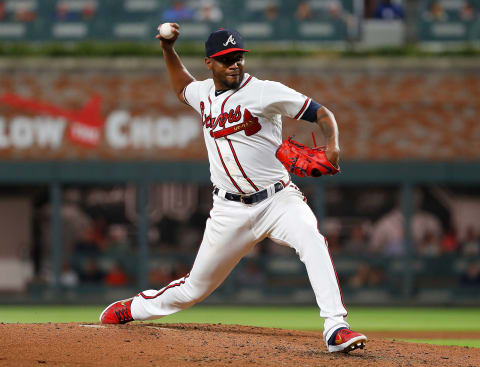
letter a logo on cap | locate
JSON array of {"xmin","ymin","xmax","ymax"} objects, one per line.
[
  {"xmin": 223, "ymin": 35, "xmax": 236, "ymax": 46},
  {"xmin": 205, "ymin": 29, "xmax": 249, "ymax": 57}
]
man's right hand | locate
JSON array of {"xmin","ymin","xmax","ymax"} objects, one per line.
[
  {"xmin": 156, "ymin": 23, "xmax": 180, "ymax": 47},
  {"xmin": 156, "ymin": 22, "xmax": 195, "ymax": 104}
]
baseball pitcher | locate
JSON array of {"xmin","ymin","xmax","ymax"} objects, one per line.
[{"xmin": 100, "ymin": 24, "xmax": 367, "ymax": 353}]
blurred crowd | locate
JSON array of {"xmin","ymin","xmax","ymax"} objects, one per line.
[
  {"xmin": 0, "ymin": 0, "xmax": 97, "ymax": 23},
  {"xmin": 423, "ymin": 0, "xmax": 478, "ymax": 22},
  {"xmin": 0, "ymin": 0, "xmax": 478, "ymax": 47},
  {"xmin": 28, "ymin": 184, "xmax": 480, "ymax": 293},
  {"xmin": 324, "ymin": 212, "xmax": 480, "ymax": 257},
  {"xmin": 33, "ymin": 184, "xmax": 208, "ymax": 289},
  {"xmin": 0, "ymin": 0, "xmax": 477, "ymax": 26}
]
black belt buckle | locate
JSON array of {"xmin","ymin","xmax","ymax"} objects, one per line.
[
  {"xmin": 274, "ymin": 182, "xmax": 284, "ymax": 193},
  {"xmin": 240, "ymin": 194, "xmax": 253, "ymax": 204}
]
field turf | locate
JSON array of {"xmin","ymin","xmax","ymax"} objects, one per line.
[
  {"xmin": 1, "ymin": 306, "xmax": 479, "ymax": 347},
  {"xmin": 398, "ymin": 339, "xmax": 480, "ymax": 347}
]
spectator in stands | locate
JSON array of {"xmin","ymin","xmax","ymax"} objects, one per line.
[
  {"xmin": 56, "ymin": 2, "xmax": 74, "ymax": 21},
  {"xmin": 364, "ymin": 0, "xmax": 377, "ymax": 17},
  {"xmin": 348, "ymin": 263, "xmax": 384, "ymax": 288},
  {"xmin": 105, "ymin": 263, "xmax": 129, "ymax": 287},
  {"xmin": 104, "ymin": 224, "xmax": 131, "ymax": 256},
  {"xmin": 295, "ymin": 1, "xmax": 314, "ymax": 20},
  {"xmin": 424, "ymin": 0, "xmax": 448, "ymax": 21},
  {"xmin": 15, "ymin": 6, "xmax": 36, "ymax": 22},
  {"xmin": 162, "ymin": 0, "xmax": 195, "ymax": 22},
  {"xmin": 327, "ymin": 0, "xmax": 345, "ymax": 19},
  {"xmin": 343, "ymin": 224, "xmax": 370, "ymax": 255},
  {"xmin": 194, "ymin": 0, "xmax": 223, "ymax": 22},
  {"xmin": 374, "ymin": 0, "xmax": 404, "ymax": 20},
  {"xmin": 370, "ymin": 204, "xmax": 443, "ymax": 257},
  {"xmin": 176, "ymin": 223, "xmax": 203, "ymax": 253},
  {"xmin": 460, "ymin": 1, "xmax": 477, "ymax": 21},
  {"xmin": 236, "ymin": 260, "xmax": 266, "ymax": 287},
  {"xmin": 441, "ymin": 225, "xmax": 459, "ymax": 253},
  {"xmin": 170, "ymin": 262, "xmax": 190, "ymax": 281},
  {"xmin": 326, "ymin": 1, "xmax": 358, "ymax": 39},
  {"xmin": 82, "ymin": 2, "xmax": 96, "ymax": 20},
  {"xmin": 88, "ymin": 216, "xmax": 108, "ymax": 250},
  {"xmin": 79, "ymin": 259, "xmax": 104, "ymax": 283},
  {"xmin": 75, "ymin": 230, "xmax": 101, "ymax": 255},
  {"xmin": 264, "ymin": 1, "xmax": 279, "ymax": 21},
  {"xmin": 0, "ymin": 1, "xmax": 5, "ymax": 21},
  {"xmin": 149, "ymin": 265, "xmax": 172, "ymax": 286},
  {"xmin": 459, "ymin": 262, "xmax": 480, "ymax": 287},
  {"xmin": 55, "ymin": 1, "xmax": 94, "ymax": 21},
  {"xmin": 60, "ymin": 262, "xmax": 79, "ymax": 288},
  {"xmin": 417, "ymin": 230, "xmax": 441, "ymax": 257},
  {"xmin": 370, "ymin": 209, "xmax": 406, "ymax": 256},
  {"xmin": 325, "ymin": 229, "xmax": 342, "ymax": 254},
  {"xmin": 460, "ymin": 226, "xmax": 480, "ymax": 256}
]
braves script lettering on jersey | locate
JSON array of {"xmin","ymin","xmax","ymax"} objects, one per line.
[
  {"xmin": 184, "ymin": 74, "xmax": 309, "ymax": 193},
  {"xmin": 100, "ymin": 26, "xmax": 367, "ymax": 353}
]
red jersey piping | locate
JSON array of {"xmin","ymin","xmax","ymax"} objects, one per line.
[{"xmin": 294, "ymin": 98, "xmax": 311, "ymax": 120}]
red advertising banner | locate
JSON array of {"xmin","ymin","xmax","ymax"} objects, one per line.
[{"xmin": 0, "ymin": 70, "xmax": 207, "ymax": 160}]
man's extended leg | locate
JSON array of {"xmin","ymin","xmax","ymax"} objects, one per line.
[
  {"xmin": 259, "ymin": 185, "xmax": 366, "ymax": 352},
  {"xmin": 101, "ymin": 196, "xmax": 257, "ymax": 322}
]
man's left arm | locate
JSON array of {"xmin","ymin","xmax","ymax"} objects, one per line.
[
  {"xmin": 260, "ymin": 82, "xmax": 340, "ymax": 167},
  {"xmin": 315, "ymin": 106, "xmax": 340, "ymax": 168}
]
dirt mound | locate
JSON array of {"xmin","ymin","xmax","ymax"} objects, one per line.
[{"xmin": 1, "ymin": 323, "xmax": 478, "ymax": 366}]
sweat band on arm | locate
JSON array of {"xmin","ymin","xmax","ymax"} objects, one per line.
[{"xmin": 300, "ymin": 100, "xmax": 322, "ymax": 123}]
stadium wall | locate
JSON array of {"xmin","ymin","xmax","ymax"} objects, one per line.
[
  {"xmin": 0, "ymin": 57, "xmax": 478, "ymax": 161},
  {"xmin": 0, "ymin": 57, "xmax": 479, "ymax": 305}
]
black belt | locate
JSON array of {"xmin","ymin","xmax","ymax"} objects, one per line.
[{"xmin": 213, "ymin": 182, "xmax": 285, "ymax": 204}]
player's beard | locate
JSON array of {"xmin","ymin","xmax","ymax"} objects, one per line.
[{"xmin": 216, "ymin": 70, "xmax": 244, "ymax": 90}]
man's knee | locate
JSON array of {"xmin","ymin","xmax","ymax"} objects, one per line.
[
  {"xmin": 291, "ymin": 229, "xmax": 326, "ymax": 255},
  {"xmin": 182, "ymin": 280, "xmax": 213, "ymax": 304}
]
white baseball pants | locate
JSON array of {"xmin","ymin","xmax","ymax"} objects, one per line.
[{"xmin": 131, "ymin": 184, "xmax": 349, "ymax": 343}]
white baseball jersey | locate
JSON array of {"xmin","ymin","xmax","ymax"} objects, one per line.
[{"xmin": 183, "ymin": 73, "xmax": 312, "ymax": 194}]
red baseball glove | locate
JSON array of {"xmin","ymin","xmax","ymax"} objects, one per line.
[{"xmin": 275, "ymin": 137, "xmax": 340, "ymax": 177}]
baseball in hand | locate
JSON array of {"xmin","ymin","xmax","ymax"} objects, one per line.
[{"xmin": 158, "ymin": 23, "xmax": 174, "ymax": 39}]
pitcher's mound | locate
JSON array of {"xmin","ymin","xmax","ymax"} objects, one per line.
[{"xmin": 1, "ymin": 323, "xmax": 478, "ymax": 366}]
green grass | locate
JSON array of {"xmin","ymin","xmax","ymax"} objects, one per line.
[
  {"xmin": 1, "ymin": 306, "xmax": 479, "ymax": 348},
  {"xmin": 346, "ymin": 308, "xmax": 480, "ymax": 332},
  {"xmin": 1, "ymin": 306, "xmax": 480, "ymax": 332},
  {"xmin": 399, "ymin": 339, "xmax": 480, "ymax": 348}
]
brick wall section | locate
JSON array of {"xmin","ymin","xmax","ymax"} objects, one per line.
[
  {"xmin": 272, "ymin": 71, "xmax": 480, "ymax": 160},
  {"xmin": 0, "ymin": 58, "xmax": 478, "ymax": 161}
]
